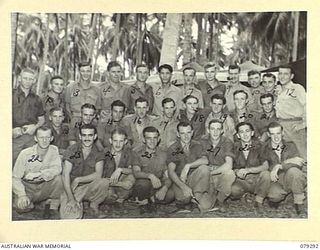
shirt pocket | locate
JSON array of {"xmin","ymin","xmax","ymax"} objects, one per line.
[{"xmin": 85, "ymin": 92, "xmax": 98, "ymax": 105}]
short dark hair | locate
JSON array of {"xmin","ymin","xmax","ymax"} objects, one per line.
[
  {"xmin": 182, "ymin": 94, "xmax": 199, "ymax": 104},
  {"xmin": 162, "ymin": 98, "xmax": 176, "ymax": 107},
  {"xmin": 49, "ymin": 107, "xmax": 65, "ymax": 116},
  {"xmin": 177, "ymin": 121, "xmax": 193, "ymax": 132},
  {"xmin": 107, "ymin": 61, "xmax": 122, "ymax": 71},
  {"xmin": 50, "ymin": 75, "xmax": 64, "ymax": 84},
  {"xmin": 111, "ymin": 100, "xmax": 126, "ymax": 110},
  {"xmin": 182, "ymin": 67, "xmax": 196, "ymax": 75},
  {"xmin": 135, "ymin": 97, "xmax": 149, "ymax": 106},
  {"xmin": 35, "ymin": 125, "xmax": 52, "ymax": 136},
  {"xmin": 111, "ymin": 127, "xmax": 127, "ymax": 139},
  {"xmin": 135, "ymin": 64, "xmax": 149, "ymax": 72},
  {"xmin": 204, "ymin": 62, "xmax": 217, "ymax": 71},
  {"xmin": 79, "ymin": 123, "xmax": 97, "ymax": 135},
  {"xmin": 235, "ymin": 122, "xmax": 254, "ymax": 133},
  {"xmin": 78, "ymin": 61, "xmax": 91, "ymax": 68},
  {"xmin": 158, "ymin": 64, "xmax": 173, "ymax": 73},
  {"xmin": 267, "ymin": 122, "xmax": 283, "ymax": 131},
  {"xmin": 260, "ymin": 93, "xmax": 275, "ymax": 104},
  {"xmin": 233, "ymin": 90, "xmax": 248, "ymax": 99},
  {"xmin": 247, "ymin": 70, "xmax": 261, "ymax": 77},
  {"xmin": 228, "ymin": 64, "xmax": 240, "ymax": 73},
  {"xmin": 143, "ymin": 126, "xmax": 160, "ymax": 137},
  {"xmin": 262, "ymin": 73, "xmax": 276, "ymax": 82},
  {"xmin": 211, "ymin": 94, "xmax": 226, "ymax": 105},
  {"xmin": 81, "ymin": 103, "xmax": 96, "ymax": 112},
  {"xmin": 208, "ymin": 119, "xmax": 223, "ymax": 129}
]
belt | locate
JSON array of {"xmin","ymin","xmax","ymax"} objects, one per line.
[{"xmin": 278, "ymin": 117, "xmax": 303, "ymax": 122}]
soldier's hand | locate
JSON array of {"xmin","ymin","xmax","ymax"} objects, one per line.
[
  {"xmin": 17, "ymin": 195, "xmax": 31, "ymax": 210},
  {"xmin": 13, "ymin": 127, "xmax": 23, "ymax": 138},
  {"xmin": 182, "ymin": 185, "xmax": 193, "ymax": 198},
  {"xmin": 148, "ymin": 174, "xmax": 161, "ymax": 189},
  {"xmin": 236, "ymin": 169, "xmax": 248, "ymax": 179},
  {"xmin": 270, "ymin": 165, "xmax": 281, "ymax": 182},
  {"xmin": 22, "ymin": 124, "xmax": 37, "ymax": 135},
  {"xmin": 110, "ymin": 168, "xmax": 122, "ymax": 185},
  {"xmin": 155, "ymin": 186, "xmax": 167, "ymax": 201}
]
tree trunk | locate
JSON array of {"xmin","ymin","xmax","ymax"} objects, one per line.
[
  {"xmin": 198, "ymin": 13, "xmax": 208, "ymax": 65},
  {"xmin": 196, "ymin": 14, "xmax": 202, "ymax": 60},
  {"xmin": 159, "ymin": 13, "xmax": 182, "ymax": 69},
  {"xmin": 37, "ymin": 13, "xmax": 50, "ymax": 96},
  {"xmin": 136, "ymin": 13, "xmax": 144, "ymax": 65},
  {"xmin": 182, "ymin": 13, "xmax": 193, "ymax": 65},
  {"xmin": 64, "ymin": 13, "xmax": 69, "ymax": 83},
  {"xmin": 88, "ymin": 14, "xmax": 97, "ymax": 61},
  {"xmin": 92, "ymin": 14, "xmax": 102, "ymax": 82},
  {"xmin": 112, "ymin": 13, "xmax": 121, "ymax": 61},
  {"xmin": 292, "ymin": 11, "xmax": 300, "ymax": 62},
  {"xmin": 11, "ymin": 13, "xmax": 19, "ymax": 87}
]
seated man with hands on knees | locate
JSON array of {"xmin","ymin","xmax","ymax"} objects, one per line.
[
  {"xmin": 230, "ymin": 122, "xmax": 271, "ymax": 210},
  {"xmin": 261, "ymin": 122, "xmax": 307, "ymax": 215},
  {"xmin": 60, "ymin": 123, "xmax": 109, "ymax": 219},
  {"xmin": 167, "ymin": 122, "xmax": 214, "ymax": 212},
  {"xmin": 13, "ymin": 126, "xmax": 63, "ymax": 219},
  {"xmin": 132, "ymin": 126, "xmax": 174, "ymax": 213}
]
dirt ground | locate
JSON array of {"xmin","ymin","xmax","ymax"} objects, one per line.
[{"xmin": 12, "ymin": 193, "xmax": 307, "ymax": 220}]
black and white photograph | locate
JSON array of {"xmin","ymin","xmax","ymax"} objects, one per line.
[{"xmin": 11, "ymin": 11, "xmax": 307, "ymax": 221}]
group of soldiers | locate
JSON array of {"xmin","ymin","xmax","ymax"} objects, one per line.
[{"xmin": 12, "ymin": 60, "xmax": 307, "ymax": 219}]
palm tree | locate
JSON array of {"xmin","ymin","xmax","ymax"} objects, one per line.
[{"xmin": 159, "ymin": 13, "xmax": 182, "ymax": 69}]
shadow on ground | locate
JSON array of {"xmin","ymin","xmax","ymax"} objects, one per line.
[{"xmin": 12, "ymin": 193, "xmax": 307, "ymax": 220}]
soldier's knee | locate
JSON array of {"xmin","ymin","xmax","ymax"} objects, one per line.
[{"xmin": 231, "ymin": 183, "xmax": 245, "ymax": 199}]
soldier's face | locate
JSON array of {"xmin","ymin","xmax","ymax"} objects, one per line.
[
  {"xmin": 185, "ymin": 98, "xmax": 199, "ymax": 114},
  {"xmin": 79, "ymin": 128, "xmax": 96, "ymax": 147},
  {"xmin": 35, "ymin": 129, "xmax": 53, "ymax": 149},
  {"xmin": 49, "ymin": 110, "xmax": 65, "ymax": 127},
  {"xmin": 144, "ymin": 132, "xmax": 159, "ymax": 151},
  {"xmin": 234, "ymin": 92, "xmax": 248, "ymax": 110},
  {"xmin": 211, "ymin": 99, "xmax": 224, "ymax": 114},
  {"xmin": 20, "ymin": 71, "xmax": 36, "ymax": 90},
  {"xmin": 159, "ymin": 68, "xmax": 172, "ymax": 85},
  {"xmin": 183, "ymin": 69, "xmax": 196, "ymax": 85},
  {"xmin": 81, "ymin": 108, "xmax": 95, "ymax": 124},
  {"xmin": 237, "ymin": 124, "xmax": 254, "ymax": 143},
  {"xmin": 268, "ymin": 126, "xmax": 283, "ymax": 145},
  {"xmin": 262, "ymin": 76, "xmax": 276, "ymax": 92},
  {"xmin": 229, "ymin": 68, "xmax": 240, "ymax": 84},
  {"xmin": 112, "ymin": 106, "xmax": 125, "ymax": 122},
  {"xmin": 136, "ymin": 67, "xmax": 149, "ymax": 82},
  {"xmin": 163, "ymin": 101, "xmax": 176, "ymax": 118},
  {"xmin": 208, "ymin": 122, "xmax": 223, "ymax": 141},
  {"xmin": 135, "ymin": 102, "xmax": 148, "ymax": 118},
  {"xmin": 261, "ymin": 97, "xmax": 274, "ymax": 113},
  {"xmin": 79, "ymin": 66, "xmax": 91, "ymax": 81},
  {"xmin": 205, "ymin": 66, "xmax": 217, "ymax": 81},
  {"xmin": 278, "ymin": 68, "xmax": 293, "ymax": 85},
  {"xmin": 248, "ymin": 74, "xmax": 261, "ymax": 88},
  {"xmin": 178, "ymin": 126, "xmax": 193, "ymax": 144},
  {"xmin": 109, "ymin": 66, "xmax": 122, "ymax": 83},
  {"xmin": 110, "ymin": 133, "xmax": 127, "ymax": 153},
  {"xmin": 51, "ymin": 78, "xmax": 65, "ymax": 94}
]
